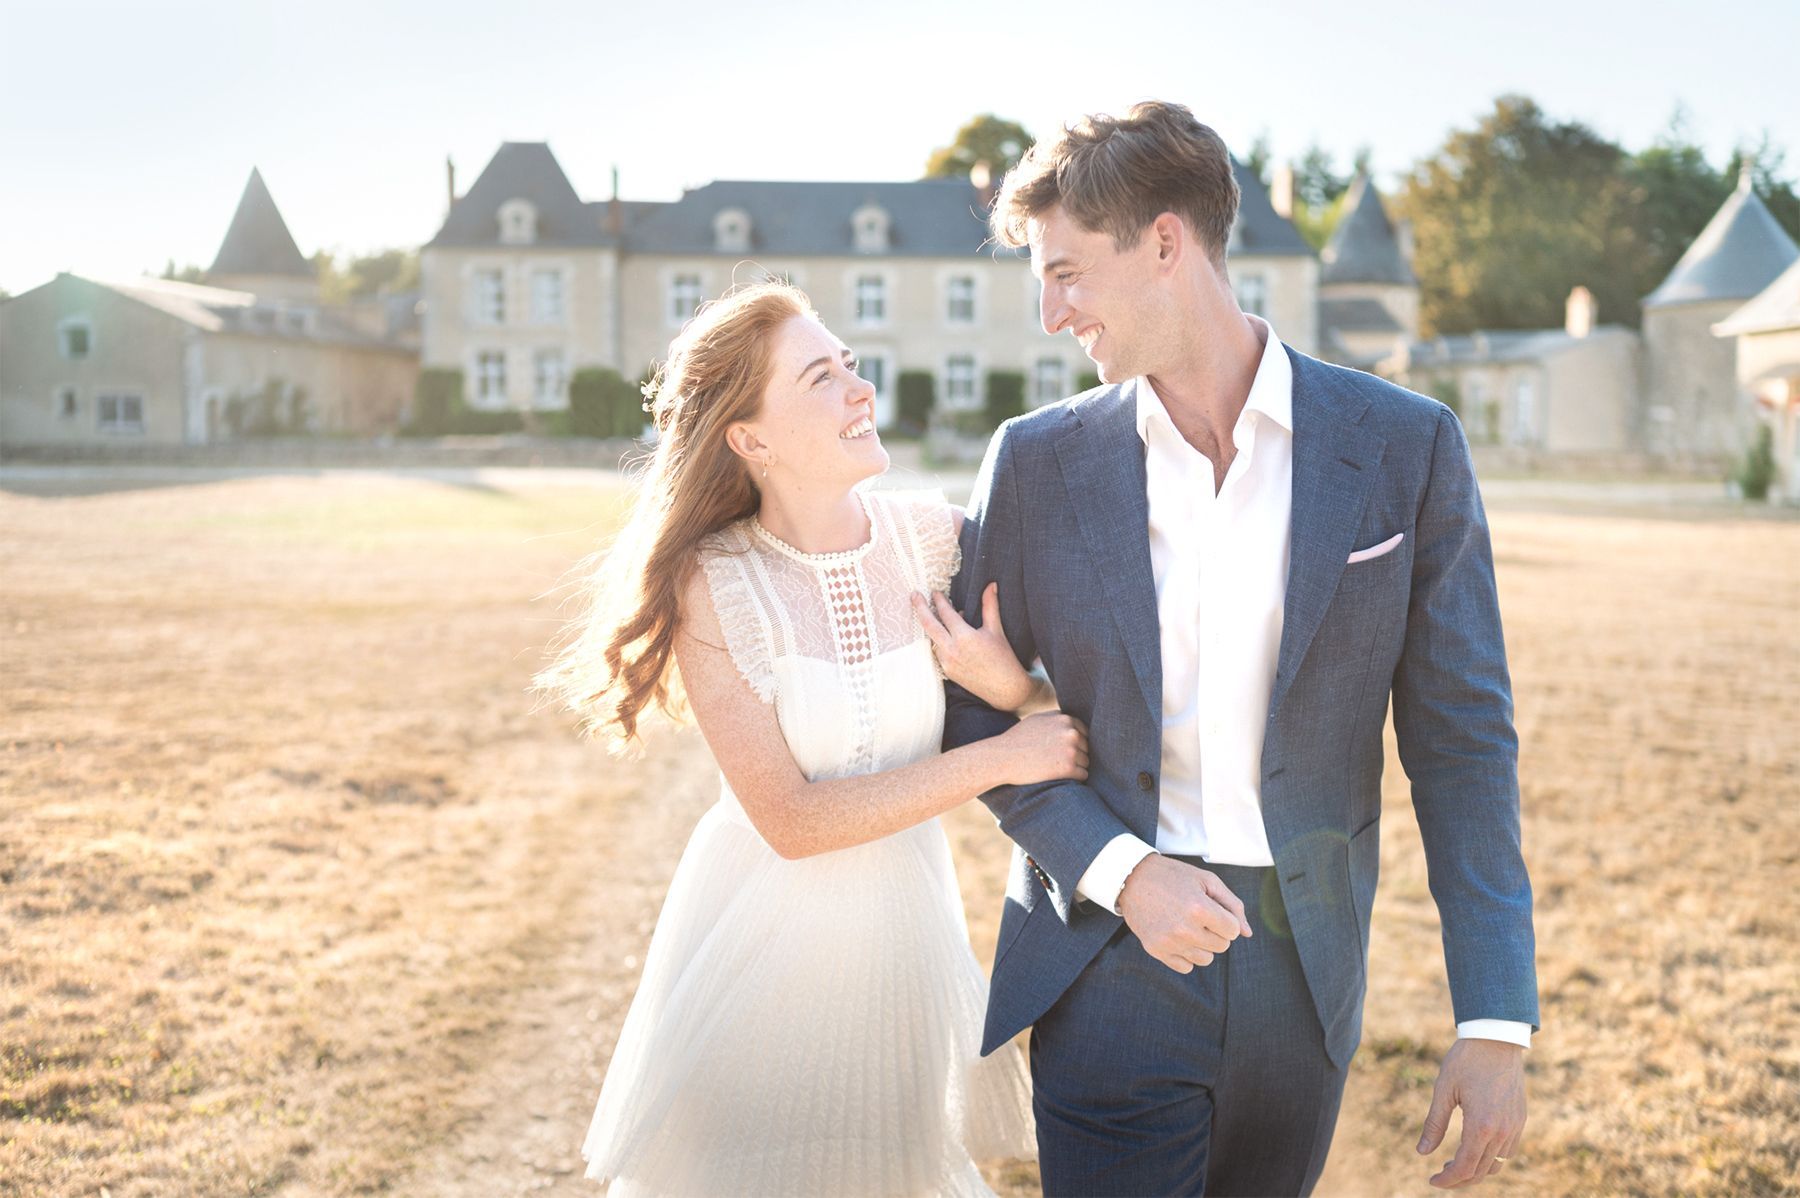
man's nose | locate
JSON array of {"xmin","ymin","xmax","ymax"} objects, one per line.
[{"xmin": 1041, "ymin": 284, "xmax": 1071, "ymax": 336}]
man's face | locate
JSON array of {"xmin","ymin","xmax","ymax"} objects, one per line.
[{"xmin": 1028, "ymin": 204, "xmax": 1167, "ymax": 384}]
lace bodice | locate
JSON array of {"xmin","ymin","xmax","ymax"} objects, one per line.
[{"xmin": 698, "ymin": 489, "xmax": 960, "ymax": 781}]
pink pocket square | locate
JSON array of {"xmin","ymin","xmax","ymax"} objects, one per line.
[{"xmin": 1346, "ymin": 532, "xmax": 1404, "ymax": 564}]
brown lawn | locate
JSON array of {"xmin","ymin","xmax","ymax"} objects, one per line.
[{"xmin": 1, "ymin": 469, "xmax": 1795, "ymax": 1197}]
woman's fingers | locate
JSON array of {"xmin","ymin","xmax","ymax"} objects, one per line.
[
  {"xmin": 931, "ymin": 590, "xmax": 971, "ymax": 634},
  {"xmin": 981, "ymin": 581, "xmax": 1003, "ymax": 632}
]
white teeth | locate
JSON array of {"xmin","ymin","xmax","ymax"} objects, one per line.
[{"xmin": 840, "ymin": 417, "xmax": 874, "ymax": 440}]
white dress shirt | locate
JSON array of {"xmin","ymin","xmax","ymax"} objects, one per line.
[{"xmin": 1071, "ymin": 316, "xmax": 1530, "ymax": 1049}]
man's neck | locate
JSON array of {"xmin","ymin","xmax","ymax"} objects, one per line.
[{"xmin": 1145, "ymin": 309, "xmax": 1267, "ymax": 462}]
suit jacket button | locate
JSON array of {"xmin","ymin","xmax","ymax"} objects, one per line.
[{"xmin": 1138, "ymin": 771, "xmax": 1155, "ymax": 792}]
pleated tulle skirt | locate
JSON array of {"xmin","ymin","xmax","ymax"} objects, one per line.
[{"xmin": 582, "ymin": 795, "xmax": 1035, "ymax": 1197}]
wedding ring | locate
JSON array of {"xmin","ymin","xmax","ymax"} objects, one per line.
[{"xmin": 1494, "ymin": 1157, "xmax": 1509, "ymax": 1163}]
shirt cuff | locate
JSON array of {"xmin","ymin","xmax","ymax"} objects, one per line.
[
  {"xmin": 1075, "ymin": 834, "xmax": 1158, "ymax": 915},
  {"xmin": 1456, "ymin": 1020, "xmax": 1533, "ymax": 1048}
]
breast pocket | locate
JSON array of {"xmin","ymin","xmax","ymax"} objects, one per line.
[{"xmin": 1337, "ymin": 531, "xmax": 1413, "ymax": 596}]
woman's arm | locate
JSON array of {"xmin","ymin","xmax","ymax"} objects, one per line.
[{"xmin": 675, "ymin": 568, "xmax": 1086, "ymax": 861}]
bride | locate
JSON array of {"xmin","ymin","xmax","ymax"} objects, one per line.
[{"xmin": 539, "ymin": 280, "xmax": 1087, "ymax": 1196}]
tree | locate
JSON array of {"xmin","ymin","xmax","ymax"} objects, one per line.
[
  {"xmin": 1243, "ymin": 131, "xmax": 1273, "ymax": 185},
  {"xmin": 160, "ymin": 260, "xmax": 207, "ymax": 284},
  {"xmin": 925, "ymin": 115, "xmax": 1033, "ymax": 180},
  {"xmin": 1288, "ymin": 142, "xmax": 1365, "ymax": 251},
  {"xmin": 314, "ymin": 248, "xmax": 420, "ymax": 304},
  {"xmin": 1293, "ymin": 142, "xmax": 1350, "ymax": 213},
  {"xmin": 1398, "ymin": 95, "xmax": 1643, "ymax": 336}
]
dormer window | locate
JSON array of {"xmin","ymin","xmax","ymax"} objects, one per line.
[
  {"xmin": 852, "ymin": 203, "xmax": 890, "ymax": 253},
  {"xmin": 713, "ymin": 208, "xmax": 752, "ymax": 254},
  {"xmin": 58, "ymin": 316, "xmax": 92, "ymax": 360},
  {"xmin": 498, "ymin": 198, "xmax": 538, "ymax": 245}
]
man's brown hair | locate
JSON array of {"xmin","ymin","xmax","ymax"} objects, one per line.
[{"xmin": 990, "ymin": 100, "xmax": 1240, "ymax": 265}]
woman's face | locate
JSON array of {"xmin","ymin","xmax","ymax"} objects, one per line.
[{"xmin": 742, "ymin": 314, "xmax": 886, "ymax": 490}]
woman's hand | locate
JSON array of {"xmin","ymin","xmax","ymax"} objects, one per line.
[
  {"xmin": 993, "ymin": 711, "xmax": 1089, "ymax": 786},
  {"xmin": 912, "ymin": 582, "xmax": 1035, "ymax": 711}
]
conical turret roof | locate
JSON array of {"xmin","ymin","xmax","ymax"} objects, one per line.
[
  {"xmin": 1320, "ymin": 173, "xmax": 1415, "ymax": 286},
  {"xmin": 1644, "ymin": 165, "xmax": 1798, "ymax": 308},
  {"xmin": 209, "ymin": 168, "xmax": 312, "ymax": 277}
]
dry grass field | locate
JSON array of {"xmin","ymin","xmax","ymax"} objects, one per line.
[{"xmin": 2, "ymin": 468, "xmax": 1796, "ymax": 1198}]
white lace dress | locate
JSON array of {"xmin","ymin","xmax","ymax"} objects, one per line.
[{"xmin": 582, "ymin": 488, "xmax": 1036, "ymax": 1197}]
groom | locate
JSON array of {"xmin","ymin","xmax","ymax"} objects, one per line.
[{"xmin": 944, "ymin": 101, "xmax": 1538, "ymax": 1196}]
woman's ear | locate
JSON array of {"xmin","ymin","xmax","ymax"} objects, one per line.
[{"xmin": 724, "ymin": 420, "xmax": 766, "ymax": 467}]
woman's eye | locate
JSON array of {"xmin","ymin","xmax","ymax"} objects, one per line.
[{"xmin": 846, "ymin": 358, "xmax": 860, "ymax": 375}]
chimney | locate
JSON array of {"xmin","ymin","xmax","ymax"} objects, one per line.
[
  {"xmin": 1270, "ymin": 165, "xmax": 1295, "ymax": 219},
  {"xmin": 971, "ymin": 160, "xmax": 998, "ymax": 208},
  {"xmin": 606, "ymin": 164, "xmax": 623, "ymax": 237},
  {"xmin": 1565, "ymin": 285, "xmax": 1596, "ymax": 338},
  {"xmin": 1396, "ymin": 218, "xmax": 1415, "ymax": 266},
  {"xmin": 446, "ymin": 155, "xmax": 456, "ymax": 211}
]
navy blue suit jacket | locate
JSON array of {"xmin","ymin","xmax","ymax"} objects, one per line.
[{"xmin": 943, "ymin": 348, "xmax": 1539, "ymax": 1065}]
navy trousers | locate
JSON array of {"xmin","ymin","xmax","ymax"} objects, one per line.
[{"xmin": 1029, "ymin": 861, "xmax": 1350, "ymax": 1197}]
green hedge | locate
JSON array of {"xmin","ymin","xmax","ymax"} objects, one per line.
[
  {"xmin": 1736, "ymin": 424, "xmax": 1776, "ymax": 501},
  {"xmin": 896, "ymin": 370, "xmax": 935, "ymax": 438},
  {"xmin": 569, "ymin": 368, "xmax": 646, "ymax": 438},
  {"xmin": 1076, "ymin": 370, "xmax": 1101, "ymax": 393},
  {"xmin": 402, "ymin": 367, "xmax": 525, "ymax": 435},
  {"xmin": 983, "ymin": 369, "xmax": 1026, "ymax": 430}
]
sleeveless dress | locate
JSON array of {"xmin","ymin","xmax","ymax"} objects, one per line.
[{"xmin": 581, "ymin": 488, "xmax": 1036, "ymax": 1197}]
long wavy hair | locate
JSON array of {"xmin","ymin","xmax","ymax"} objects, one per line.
[{"xmin": 537, "ymin": 281, "xmax": 814, "ymax": 750}]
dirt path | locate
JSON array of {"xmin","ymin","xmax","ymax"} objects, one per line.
[{"xmin": 383, "ymin": 738, "xmax": 716, "ymax": 1198}]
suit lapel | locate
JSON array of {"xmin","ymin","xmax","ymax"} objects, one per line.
[
  {"xmin": 1054, "ymin": 383, "xmax": 1162, "ymax": 724},
  {"xmin": 1270, "ymin": 350, "xmax": 1387, "ymax": 718}
]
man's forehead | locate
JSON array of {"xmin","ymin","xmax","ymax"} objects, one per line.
[{"xmin": 1026, "ymin": 212, "xmax": 1075, "ymax": 265}]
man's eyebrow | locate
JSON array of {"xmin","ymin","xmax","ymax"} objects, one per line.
[{"xmin": 1039, "ymin": 255, "xmax": 1073, "ymax": 275}]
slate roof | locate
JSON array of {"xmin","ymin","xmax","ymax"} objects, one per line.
[
  {"xmin": 1320, "ymin": 296, "xmax": 1402, "ymax": 334},
  {"xmin": 425, "ymin": 143, "xmax": 1315, "ymax": 261},
  {"xmin": 1405, "ymin": 327, "xmax": 1636, "ymax": 367},
  {"xmin": 209, "ymin": 168, "xmax": 313, "ymax": 277},
  {"xmin": 1644, "ymin": 168, "xmax": 1799, "ymax": 308},
  {"xmin": 1320, "ymin": 173, "xmax": 1416, "ymax": 286},
  {"xmin": 83, "ymin": 275, "xmax": 407, "ymax": 350},
  {"xmin": 1714, "ymin": 254, "xmax": 1800, "ymax": 337},
  {"xmin": 428, "ymin": 142, "xmax": 622, "ymax": 248},
  {"xmin": 1230, "ymin": 160, "xmax": 1314, "ymax": 257},
  {"xmin": 624, "ymin": 179, "xmax": 990, "ymax": 256}
]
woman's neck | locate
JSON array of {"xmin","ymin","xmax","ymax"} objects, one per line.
[{"xmin": 756, "ymin": 486, "xmax": 870, "ymax": 555}]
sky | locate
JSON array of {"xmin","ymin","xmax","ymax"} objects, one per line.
[{"xmin": 1, "ymin": 0, "xmax": 1796, "ymax": 297}]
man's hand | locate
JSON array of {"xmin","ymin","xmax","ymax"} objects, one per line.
[
  {"xmin": 1115, "ymin": 853, "xmax": 1252, "ymax": 972},
  {"xmin": 1417, "ymin": 1038, "xmax": 1527, "ymax": 1188}
]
